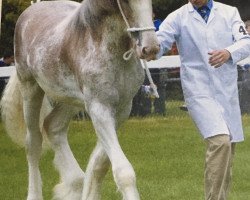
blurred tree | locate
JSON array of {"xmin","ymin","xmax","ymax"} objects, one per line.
[
  {"xmin": 216, "ymin": 0, "xmax": 250, "ymax": 21},
  {"xmin": 152, "ymin": 0, "xmax": 250, "ymax": 20},
  {"xmin": 0, "ymin": 0, "xmax": 30, "ymax": 56},
  {"xmin": 152, "ymin": 0, "xmax": 186, "ymax": 20},
  {"xmin": 0, "ymin": 0, "xmax": 249, "ymax": 57}
]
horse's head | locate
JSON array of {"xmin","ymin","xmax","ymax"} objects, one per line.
[{"xmin": 117, "ymin": 0, "xmax": 160, "ymax": 61}]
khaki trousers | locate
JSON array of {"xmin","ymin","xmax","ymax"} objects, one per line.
[{"xmin": 205, "ymin": 134, "xmax": 236, "ymax": 200}]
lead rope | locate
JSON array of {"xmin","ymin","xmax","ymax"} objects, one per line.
[{"xmin": 117, "ymin": 0, "xmax": 159, "ymax": 98}]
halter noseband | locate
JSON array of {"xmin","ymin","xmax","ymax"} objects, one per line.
[{"xmin": 117, "ymin": 0, "xmax": 155, "ymax": 59}]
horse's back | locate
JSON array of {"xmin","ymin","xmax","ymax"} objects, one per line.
[
  {"xmin": 17, "ymin": 1, "xmax": 80, "ymax": 25},
  {"xmin": 15, "ymin": 1, "xmax": 80, "ymax": 64}
]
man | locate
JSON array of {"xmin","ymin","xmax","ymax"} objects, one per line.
[
  {"xmin": 0, "ymin": 53, "xmax": 14, "ymax": 97},
  {"xmin": 155, "ymin": 0, "xmax": 250, "ymax": 199},
  {"xmin": 153, "ymin": 10, "xmax": 162, "ymax": 31},
  {"xmin": 0, "ymin": 54, "xmax": 14, "ymax": 67},
  {"xmin": 238, "ymin": 20, "xmax": 250, "ymax": 114},
  {"xmin": 245, "ymin": 20, "xmax": 250, "ymax": 34}
]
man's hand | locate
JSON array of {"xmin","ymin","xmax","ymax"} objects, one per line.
[
  {"xmin": 141, "ymin": 84, "xmax": 158, "ymax": 98},
  {"xmin": 208, "ymin": 49, "xmax": 231, "ymax": 68}
]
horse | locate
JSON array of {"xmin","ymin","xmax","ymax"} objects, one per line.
[{"xmin": 0, "ymin": 0, "xmax": 159, "ymax": 199}]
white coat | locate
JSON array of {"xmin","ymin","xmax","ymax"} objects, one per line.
[{"xmin": 157, "ymin": 1, "xmax": 250, "ymax": 142}]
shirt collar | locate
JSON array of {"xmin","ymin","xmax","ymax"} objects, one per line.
[{"xmin": 193, "ymin": 0, "xmax": 213, "ymax": 11}]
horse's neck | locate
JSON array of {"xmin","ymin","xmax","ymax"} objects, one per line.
[
  {"xmin": 65, "ymin": 0, "xmax": 131, "ymax": 54},
  {"xmin": 81, "ymin": 0, "xmax": 117, "ymax": 26}
]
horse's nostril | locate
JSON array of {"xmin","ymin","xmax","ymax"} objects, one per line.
[
  {"xmin": 142, "ymin": 47, "xmax": 148, "ymax": 55},
  {"xmin": 142, "ymin": 45, "xmax": 160, "ymax": 56}
]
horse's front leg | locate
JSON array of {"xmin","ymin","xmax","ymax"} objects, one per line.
[{"xmin": 86, "ymin": 100, "xmax": 140, "ymax": 200}]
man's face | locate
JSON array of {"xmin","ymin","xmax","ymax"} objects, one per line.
[
  {"xmin": 189, "ymin": 0, "xmax": 208, "ymax": 8},
  {"xmin": 246, "ymin": 26, "xmax": 250, "ymax": 34},
  {"xmin": 4, "ymin": 56, "xmax": 14, "ymax": 65}
]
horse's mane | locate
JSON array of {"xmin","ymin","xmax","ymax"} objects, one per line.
[
  {"xmin": 79, "ymin": 0, "xmax": 119, "ymax": 28},
  {"xmin": 65, "ymin": 0, "xmax": 130, "ymax": 50}
]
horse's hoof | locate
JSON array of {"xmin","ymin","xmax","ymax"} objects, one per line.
[{"xmin": 53, "ymin": 182, "xmax": 83, "ymax": 200}]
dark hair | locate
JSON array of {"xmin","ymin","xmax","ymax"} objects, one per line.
[{"xmin": 3, "ymin": 50, "xmax": 14, "ymax": 59}]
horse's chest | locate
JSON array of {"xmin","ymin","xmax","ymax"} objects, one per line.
[{"xmin": 83, "ymin": 62, "xmax": 144, "ymax": 103}]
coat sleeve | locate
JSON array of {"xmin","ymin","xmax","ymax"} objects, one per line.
[
  {"xmin": 225, "ymin": 7, "xmax": 250, "ymax": 65},
  {"xmin": 156, "ymin": 11, "xmax": 180, "ymax": 59}
]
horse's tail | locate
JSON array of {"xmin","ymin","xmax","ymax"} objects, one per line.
[
  {"xmin": 0, "ymin": 72, "xmax": 26, "ymax": 146},
  {"xmin": 0, "ymin": 72, "xmax": 51, "ymax": 147}
]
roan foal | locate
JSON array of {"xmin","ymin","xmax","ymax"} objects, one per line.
[{"xmin": 1, "ymin": 0, "xmax": 159, "ymax": 199}]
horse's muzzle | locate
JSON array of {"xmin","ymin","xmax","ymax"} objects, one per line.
[{"xmin": 136, "ymin": 44, "xmax": 160, "ymax": 61}]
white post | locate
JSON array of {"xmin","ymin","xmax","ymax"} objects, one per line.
[{"xmin": 31, "ymin": 0, "xmax": 41, "ymax": 5}]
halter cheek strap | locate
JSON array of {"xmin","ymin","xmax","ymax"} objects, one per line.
[{"xmin": 117, "ymin": 0, "xmax": 155, "ymax": 34}]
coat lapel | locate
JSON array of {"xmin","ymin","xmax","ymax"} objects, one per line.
[
  {"xmin": 187, "ymin": 2, "xmax": 205, "ymax": 24},
  {"xmin": 188, "ymin": 2, "xmax": 218, "ymax": 25},
  {"xmin": 207, "ymin": 2, "xmax": 218, "ymax": 25}
]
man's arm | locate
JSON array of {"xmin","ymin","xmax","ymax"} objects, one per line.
[
  {"xmin": 208, "ymin": 49, "xmax": 231, "ymax": 68},
  {"xmin": 156, "ymin": 11, "xmax": 180, "ymax": 59},
  {"xmin": 224, "ymin": 7, "xmax": 250, "ymax": 65}
]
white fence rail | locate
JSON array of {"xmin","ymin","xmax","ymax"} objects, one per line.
[
  {"xmin": 0, "ymin": 66, "xmax": 15, "ymax": 77},
  {"xmin": 0, "ymin": 56, "xmax": 182, "ymax": 78},
  {"xmin": 1, "ymin": 55, "xmax": 248, "ymax": 79}
]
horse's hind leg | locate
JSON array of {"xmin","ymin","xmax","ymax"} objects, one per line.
[
  {"xmin": 43, "ymin": 103, "xmax": 84, "ymax": 200},
  {"xmin": 21, "ymin": 81, "xmax": 44, "ymax": 200},
  {"xmin": 82, "ymin": 141, "xmax": 110, "ymax": 200}
]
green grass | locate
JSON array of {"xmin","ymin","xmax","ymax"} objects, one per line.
[{"xmin": 0, "ymin": 114, "xmax": 250, "ymax": 200}]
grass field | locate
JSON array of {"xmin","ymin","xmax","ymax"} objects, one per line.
[{"xmin": 0, "ymin": 106, "xmax": 250, "ymax": 200}]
